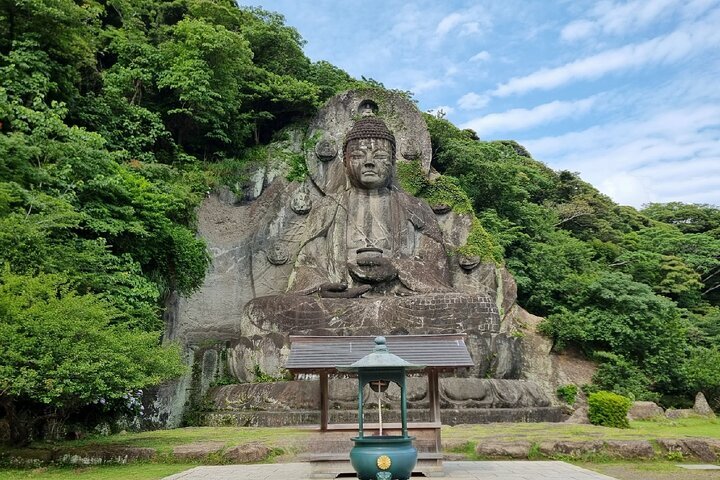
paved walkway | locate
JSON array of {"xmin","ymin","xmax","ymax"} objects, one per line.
[{"xmin": 163, "ymin": 461, "xmax": 618, "ymax": 479}]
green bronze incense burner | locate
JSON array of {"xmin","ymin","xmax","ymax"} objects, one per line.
[{"xmin": 337, "ymin": 336, "xmax": 422, "ymax": 480}]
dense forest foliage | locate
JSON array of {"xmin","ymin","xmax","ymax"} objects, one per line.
[
  {"xmin": 424, "ymin": 117, "xmax": 720, "ymax": 407},
  {"xmin": 1, "ymin": 0, "xmax": 718, "ymax": 444}
]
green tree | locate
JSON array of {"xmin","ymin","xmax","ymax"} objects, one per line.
[
  {"xmin": 643, "ymin": 202, "xmax": 720, "ymax": 235},
  {"xmin": 0, "ymin": 270, "xmax": 185, "ymax": 445}
]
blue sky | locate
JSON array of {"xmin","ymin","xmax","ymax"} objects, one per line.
[{"xmin": 244, "ymin": 0, "xmax": 720, "ymax": 208}]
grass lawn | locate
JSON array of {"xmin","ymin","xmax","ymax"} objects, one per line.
[
  {"xmin": 0, "ymin": 464, "xmax": 194, "ymax": 480},
  {"xmin": 1, "ymin": 418, "xmax": 718, "ymax": 479},
  {"xmin": 27, "ymin": 426, "xmax": 312, "ymax": 454},
  {"xmin": 442, "ymin": 417, "xmax": 720, "ymax": 445},
  {"xmin": 579, "ymin": 461, "xmax": 720, "ymax": 480}
]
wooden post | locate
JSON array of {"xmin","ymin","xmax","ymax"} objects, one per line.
[
  {"xmin": 427, "ymin": 369, "xmax": 436, "ymax": 423},
  {"xmin": 358, "ymin": 380, "xmax": 364, "ymax": 438},
  {"xmin": 427, "ymin": 369, "xmax": 442, "ymax": 455},
  {"xmin": 428, "ymin": 369, "xmax": 441, "ymax": 423},
  {"xmin": 400, "ymin": 375, "xmax": 408, "ymax": 438},
  {"xmin": 320, "ymin": 371, "xmax": 329, "ymax": 431}
]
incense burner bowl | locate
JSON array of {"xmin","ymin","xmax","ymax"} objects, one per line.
[{"xmin": 350, "ymin": 435, "xmax": 417, "ymax": 480}]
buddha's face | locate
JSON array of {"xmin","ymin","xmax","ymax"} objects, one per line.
[{"xmin": 344, "ymin": 138, "xmax": 394, "ymax": 190}]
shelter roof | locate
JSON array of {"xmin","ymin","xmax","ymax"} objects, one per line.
[{"xmin": 286, "ymin": 334, "xmax": 473, "ymax": 373}]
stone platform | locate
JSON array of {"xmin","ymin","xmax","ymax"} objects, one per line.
[
  {"xmin": 203, "ymin": 407, "xmax": 564, "ymax": 427},
  {"xmin": 163, "ymin": 461, "xmax": 618, "ymax": 479},
  {"xmin": 202, "ymin": 378, "xmax": 564, "ymax": 428}
]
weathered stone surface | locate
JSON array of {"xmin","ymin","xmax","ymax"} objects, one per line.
[
  {"xmin": 475, "ymin": 441, "xmax": 531, "ymax": 458},
  {"xmin": 58, "ymin": 446, "xmax": 156, "ymax": 465},
  {"xmin": 209, "ymin": 377, "xmax": 552, "ymax": 412},
  {"xmin": 657, "ymin": 439, "xmax": 718, "ymax": 462},
  {"xmin": 628, "ymin": 401, "xmax": 664, "ymax": 420},
  {"xmin": 514, "ymin": 305, "xmax": 596, "ymax": 405},
  {"xmin": 565, "ymin": 406, "xmax": 590, "ymax": 424},
  {"xmin": 4, "ymin": 449, "xmax": 54, "ymax": 466},
  {"xmin": 216, "ymin": 186, "xmax": 240, "ymax": 205},
  {"xmin": 223, "ymin": 442, "xmax": 272, "ymax": 463},
  {"xmin": 603, "ymin": 440, "xmax": 654, "ymax": 459},
  {"xmin": 683, "ymin": 440, "xmax": 718, "ymax": 462},
  {"xmin": 230, "ymin": 106, "xmax": 509, "ymax": 381},
  {"xmin": 172, "ymin": 441, "xmax": 225, "ymax": 460},
  {"xmin": 499, "ymin": 268, "xmax": 518, "ymax": 318},
  {"xmin": 439, "ymin": 378, "xmax": 551, "ymax": 408},
  {"xmin": 243, "ymin": 293, "xmax": 501, "ymax": 337},
  {"xmin": 665, "ymin": 408, "xmax": 695, "ymax": 419},
  {"xmin": 442, "ymin": 453, "xmax": 467, "ymax": 461},
  {"xmin": 693, "ymin": 392, "xmax": 716, "ymax": 417},
  {"xmin": 539, "ymin": 440, "xmax": 603, "ymax": 457},
  {"xmin": 211, "ymin": 381, "xmax": 321, "ymax": 411},
  {"xmin": 442, "ymin": 439, "xmax": 471, "ymax": 452},
  {"xmin": 305, "ymin": 91, "xmax": 433, "ymax": 194},
  {"xmin": 705, "ymin": 438, "xmax": 720, "ymax": 454},
  {"xmin": 203, "ymin": 406, "xmax": 565, "ymax": 427},
  {"xmin": 157, "ymin": 89, "xmax": 565, "ymax": 426}
]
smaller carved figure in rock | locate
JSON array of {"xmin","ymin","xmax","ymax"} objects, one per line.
[
  {"xmin": 266, "ymin": 242, "xmax": 289, "ymax": 265},
  {"xmin": 314, "ymin": 138, "xmax": 338, "ymax": 162},
  {"xmin": 290, "ymin": 187, "xmax": 312, "ymax": 215}
]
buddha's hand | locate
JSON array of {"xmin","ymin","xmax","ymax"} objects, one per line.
[
  {"xmin": 317, "ymin": 282, "xmax": 371, "ymax": 298},
  {"xmin": 349, "ymin": 257, "xmax": 399, "ymax": 284}
]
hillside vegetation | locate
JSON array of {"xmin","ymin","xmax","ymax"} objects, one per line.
[{"xmin": 1, "ymin": 0, "xmax": 718, "ymax": 445}]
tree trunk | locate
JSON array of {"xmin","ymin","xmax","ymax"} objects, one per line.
[{"xmin": 0, "ymin": 397, "xmax": 32, "ymax": 446}]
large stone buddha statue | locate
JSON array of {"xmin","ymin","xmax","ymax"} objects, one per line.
[
  {"xmin": 288, "ymin": 111, "xmax": 451, "ymax": 297},
  {"xmin": 161, "ymin": 91, "xmax": 534, "ymax": 420},
  {"xmin": 242, "ymin": 111, "xmax": 500, "ymax": 343}
]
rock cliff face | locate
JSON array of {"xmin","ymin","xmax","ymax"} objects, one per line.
[{"xmin": 151, "ymin": 90, "xmax": 586, "ymax": 426}]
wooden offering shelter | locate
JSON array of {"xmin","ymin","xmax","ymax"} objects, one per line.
[{"xmin": 286, "ymin": 334, "xmax": 474, "ymax": 477}]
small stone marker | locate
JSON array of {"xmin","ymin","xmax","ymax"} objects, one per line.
[
  {"xmin": 693, "ymin": 392, "xmax": 716, "ymax": 416},
  {"xmin": 627, "ymin": 401, "xmax": 664, "ymax": 420},
  {"xmin": 172, "ymin": 441, "xmax": 225, "ymax": 460}
]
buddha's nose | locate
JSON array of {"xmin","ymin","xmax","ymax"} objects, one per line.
[{"xmin": 364, "ymin": 159, "xmax": 376, "ymax": 168}]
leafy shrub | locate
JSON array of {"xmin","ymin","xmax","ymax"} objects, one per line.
[
  {"xmin": 0, "ymin": 269, "xmax": 185, "ymax": 444},
  {"xmin": 592, "ymin": 351, "xmax": 660, "ymax": 401},
  {"xmin": 588, "ymin": 391, "xmax": 632, "ymax": 428},
  {"xmin": 253, "ymin": 364, "xmax": 292, "ymax": 383},
  {"xmin": 556, "ymin": 384, "xmax": 578, "ymax": 405}
]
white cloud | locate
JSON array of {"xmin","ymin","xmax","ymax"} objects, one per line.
[
  {"xmin": 435, "ymin": 13, "xmax": 464, "ymax": 37},
  {"xmin": 521, "ymin": 104, "xmax": 720, "ymax": 207},
  {"xmin": 470, "ymin": 50, "xmax": 491, "ymax": 62},
  {"xmin": 593, "ymin": 0, "xmax": 681, "ymax": 36},
  {"xmin": 494, "ymin": 11, "xmax": 720, "ymax": 97},
  {"xmin": 560, "ymin": 19, "xmax": 596, "ymax": 41},
  {"xmin": 410, "ymin": 78, "xmax": 445, "ymax": 94},
  {"xmin": 460, "ymin": 96, "xmax": 598, "ymax": 135},
  {"xmin": 460, "ymin": 22, "xmax": 481, "ymax": 35},
  {"xmin": 560, "ymin": 0, "xmax": 718, "ymax": 41},
  {"xmin": 600, "ymin": 172, "xmax": 657, "ymax": 207},
  {"xmin": 457, "ymin": 92, "xmax": 490, "ymax": 110},
  {"xmin": 433, "ymin": 7, "xmax": 492, "ymax": 42}
]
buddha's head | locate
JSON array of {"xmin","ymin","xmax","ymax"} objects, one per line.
[{"xmin": 343, "ymin": 115, "xmax": 396, "ymax": 190}]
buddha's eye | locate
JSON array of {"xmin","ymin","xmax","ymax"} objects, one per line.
[
  {"xmin": 350, "ymin": 151, "xmax": 364, "ymax": 161},
  {"xmin": 373, "ymin": 151, "xmax": 390, "ymax": 162}
]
